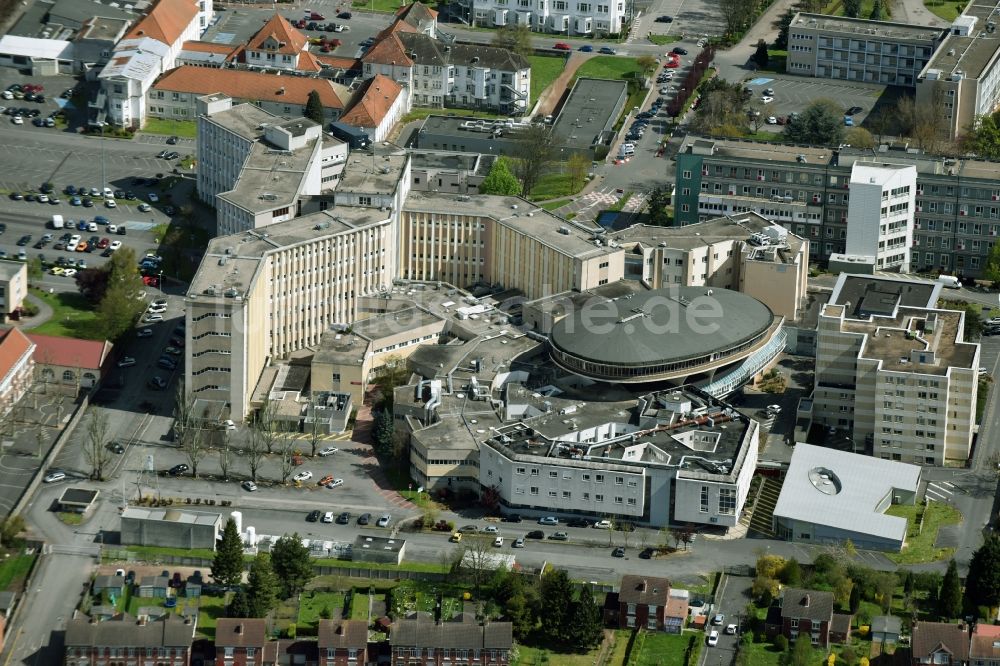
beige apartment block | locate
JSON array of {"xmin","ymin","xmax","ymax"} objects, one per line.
[
  {"xmin": 185, "ymin": 207, "xmax": 396, "ymax": 420},
  {"xmin": 0, "ymin": 260, "xmax": 28, "ymax": 323},
  {"xmin": 812, "ymin": 274, "xmax": 978, "ymax": 465}
]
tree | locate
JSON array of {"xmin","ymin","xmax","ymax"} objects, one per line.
[
  {"xmin": 305, "ymin": 90, "xmax": 325, "ymax": 125},
  {"xmin": 513, "ymin": 124, "xmax": 555, "ymax": 196},
  {"xmin": 491, "ymin": 25, "xmax": 532, "ymax": 58},
  {"xmin": 868, "ymin": 107, "xmax": 893, "ymax": 144},
  {"xmin": 789, "ymin": 633, "xmax": 814, "ymax": 666},
  {"xmin": 720, "ymin": 0, "xmax": 754, "ymax": 38},
  {"xmin": 227, "ymin": 587, "xmax": 251, "ymax": 617},
  {"xmin": 844, "ymin": 127, "xmax": 876, "ymax": 149},
  {"xmin": 938, "ymin": 559, "xmax": 962, "ymax": 618},
  {"xmin": 175, "ymin": 379, "xmax": 207, "ymax": 478},
  {"xmin": 897, "ymin": 86, "xmax": 946, "ymax": 153},
  {"xmin": 539, "ymin": 568, "xmax": 574, "ymax": 644},
  {"xmin": 753, "ymin": 40, "xmax": 770, "ymax": 68},
  {"xmin": 75, "ymin": 267, "xmax": 110, "ymax": 302},
  {"xmin": 26, "ymin": 257, "xmax": 43, "ymax": 280},
  {"xmin": 841, "ymin": 647, "xmax": 858, "ymax": 666},
  {"xmin": 566, "ymin": 153, "xmax": 590, "ymax": 194},
  {"xmin": 779, "ymin": 558, "xmax": 801, "ymax": 586},
  {"xmin": 372, "ymin": 409, "xmax": 395, "ymax": 458},
  {"xmin": 963, "ymin": 111, "xmax": 1000, "ymax": 159},
  {"xmin": 965, "ymin": 534, "xmax": 1000, "ymax": 609},
  {"xmin": 677, "ymin": 524, "xmax": 695, "ymax": 550},
  {"xmin": 637, "ymin": 55, "xmax": 658, "ymax": 77},
  {"xmin": 245, "ymin": 419, "xmax": 267, "ymax": 482},
  {"xmin": 0, "ymin": 515, "xmax": 25, "ymax": 549},
  {"xmin": 181, "ymin": 427, "xmax": 207, "ymax": 480},
  {"xmin": 849, "ymin": 583, "xmax": 861, "ymax": 614},
  {"xmin": 479, "ymin": 157, "xmax": 523, "ymax": 196},
  {"xmin": 254, "ymin": 398, "xmax": 280, "ymax": 454},
  {"xmin": 869, "ymin": 0, "xmax": 883, "ymax": 20},
  {"xmin": 568, "ymin": 584, "xmax": 603, "ymax": 649},
  {"xmin": 212, "ymin": 518, "xmax": 245, "ymax": 587},
  {"xmin": 843, "ymin": 0, "xmax": 861, "ymax": 16},
  {"xmin": 307, "ymin": 395, "xmax": 322, "ymax": 457},
  {"xmin": 83, "ymin": 407, "xmax": 113, "ymax": 480},
  {"xmin": 271, "ymin": 533, "xmax": 314, "ymax": 599},
  {"xmin": 785, "ymin": 98, "xmax": 845, "ymax": 146},
  {"xmin": 218, "ymin": 431, "xmax": 233, "ymax": 481},
  {"xmin": 773, "ymin": 8, "xmax": 796, "ymax": 50},
  {"xmin": 97, "ymin": 284, "xmax": 142, "ymax": 340},
  {"xmin": 873, "ymin": 572, "xmax": 897, "ymax": 612},
  {"xmin": 955, "ymin": 302, "xmax": 985, "ymax": 339},
  {"xmin": 985, "ymin": 238, "xmax": 1000, "ymax": 286},
  {"xmin": 246, "ymin": 552, "xmax": 279, "ymax": 618},
  {"xmin": 506, "ymin": 592, "xmax": 536, "ymax": 640},
  {"xmin": 774, "ymin": 635, "xmax": 789, "ymax": 652},
  {"xmin": 279, "ymin": 440, "xmax": 297, "ymax": 484},
  {"xmin": 647, "ymin": 186, "xmax": 672, "ymax": 226},
  {"xmin": 457, "ymin": 536, "xmax": 497, "ymax": 592}
]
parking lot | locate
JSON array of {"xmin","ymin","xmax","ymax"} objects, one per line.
[{"xmin": 742, "ymin": 74, "xmax": 890, "ymax": 130}]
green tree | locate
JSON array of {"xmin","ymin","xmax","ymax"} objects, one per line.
[
  {"xmin": 566, "ymin": 152, "xmax": 590, "ymax": 194},
  {"xmin": 869, "ymin": 0, "xmax": 884, "ymax": 20},
  {"xmin": 26, "ymin": 257, "xmax": 43, "ymax": 280},
  {"xmin": 779, "ymin": 558, "xmax": 802, "ymax": 586},
  {"xmin": 491, "ymin": 25, "xmax": 532, "ymax": 58},
  {"xmin": 227, "ymin": 587, "xmax": 251, "ymax": 617},
  {"xmin": 513, "ymin": 124, "xmax": 555, "ymax": 196},
  {"xmin": 963, "ymin": 112, "xmax": 1000, "ymax": 158},
  {"xmin": 246, "ymin": 552, "xmax": 279, "ymax": 618},
  {"xmin": 0, "ymin": 515, "xmax": 25, "ymax": 549},
  {"xmin": 539, "ymin": 568, "xmax": 574, "ymax": 644},
  {"xmin": 479, "ymin": 157, "xmax": 523, "ymax": 196},
  {"xmin": 844, "ymin": 126, "xmax": 876, "ymax": 149},
  {"xmin": 94, "ymin": 247, "xmax": 146, "ymax": 340},
  {"xmin": 985, "ymin": 240, "xmax": 1000, "ymax": 286},
  {"xmin": 939, "ymin": 559, "xmax": 962, "ymax": 618},
  {"xmin": 270, "ymin": 533, "xmax": 314, "ymax": 599},
  {"xmin": 753, "ymin": 39, "xmax": 770, "ymax": 68},
  {"xmin": 849, "ymin": 583, "xmax": 861, "ymax": 614},
  {"xmin": 843, "ymin": 0, "xmax": 861, "ymax": 16},
  {"xmin": 305, "ymin": 90, "xmax": 325, "ymax": 125},
  {"xmin": 773, "ymin": 8, "xmax": 796, "ymax": 50},
  {"xmin": 785, "ymin": 98, "xmax": 845, "ymax": 146},
  {"xmin": 774, "ymin": 635, "xmax": 789, "ymax": 652},
  {"xmin": 955, "ymin": 302, "xmax": 985, "ymax": 339},
  {"xmin": 568, "ymin": 584, "xmax": 603, "ymax": 649},
  {"xmin": 372, "ymin": 409, "xmax": 395, "ymax": 458},
  {"xmin": 212, "ymin": 518, "xmax": 245, "ymax": 587},
  {"xmin": 789, "ymin": 633, "xmax": 814, "ymax": 666},
  {"xmin": 647, "ymin": 187, "xmax": 672, "ymax": 226},
  {"xmin": 965, "ymin": 534, "xmax": 1000, "ymax": 609},
  {"xmin": 637, "ymin": 55, "xmax": 658, "ymax": 76}
]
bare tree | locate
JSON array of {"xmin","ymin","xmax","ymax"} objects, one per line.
[
  {"xmin": 173, "ymin": 377, "xmax": 193, "ymax": 446},
  {"xmin": 84, "ymin": 407, "xmax": 113, "ymax": 480},
  {"xmin": 181, "ymin": 426, "xmax": 208, "ymax": 479},
  {"xmin": 245, "ymin": 423, "xmax": 267, "ymax": 482},
  {"xmin": 512, "ymin": 124, "xmax": 555, "ymax": 196},
  {"xmin": 279, "ymin": 440, "xmax": 297, "ymax": 484},
  {"xmin": 255, "ymin": 398, "xmax": 280, "ymax": 455},
  {"xmin": 620, "ymin": 521, "xmax": 635, "ymax": 548},
  {"xmin": 458, "ymin": 536, "xmax": 497, "ymax": 592},
  {"xmin": 308, "ymin": 395, "xmax": 321, "ymax": 458},
  {"xmin": 218, "ymin": 430, "xmax": 233, "ymax": 481}
]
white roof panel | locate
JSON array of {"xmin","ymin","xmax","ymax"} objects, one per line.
[{"xmin": 0, "ymin": 35, "xmax": 74, "ymax": 60}]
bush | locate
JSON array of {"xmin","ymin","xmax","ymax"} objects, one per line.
[{"xmin": 774, "ymin": 635, "xmax": 789, "ymax": 652}]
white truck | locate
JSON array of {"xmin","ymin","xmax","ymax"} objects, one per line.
[
  {"xmin": 50, "ymin": 214, "xmax": 64, "ymax": 229},
  {"xmin": 937, "ymin": 274, "xmax": 962, "ymax": 289}
]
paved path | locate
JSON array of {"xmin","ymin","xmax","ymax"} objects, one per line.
[
  {"xmin": 15, "ymin": 292, "xmax": 53, "ymax": 331},
  {"xmin": 535, "ymin": 52, "xmax": 593, "ymax": 117}
]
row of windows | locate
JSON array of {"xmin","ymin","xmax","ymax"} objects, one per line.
[
  {"xmin": 514, "ymin": 467, "xmax": 638, "ymax": 485},
  {"xmin": 514, "ymin": 487, "xmax": 638, "ymax": 504}
]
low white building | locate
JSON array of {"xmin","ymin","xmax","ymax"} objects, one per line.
[
  {"xmin": 462, "ymin": 0, "xmax": 631, "ymax": 36},
  {"xmin": 0, "ymin": 36, "xmax": 75, "ymax": 76},
  {"xmin": 339, "ymin": 75, "xmax": 410, "ymax": 143}
]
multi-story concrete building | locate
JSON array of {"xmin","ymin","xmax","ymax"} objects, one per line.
[
  {"xmin": 362, "ymin": 32, "xmax": 529, "ymax": 113},
  {"xmin": 785, "ymin": 13, "xmax": 943, "ymax": 85},
  {"xmin": 458, "ymin": 0, "xmax": 631, "ymax": 36},
  {"xmin": 843, "ymin": 163, "xmax": 917, "ymax": 271},
  {"xmin": 811, "ymin": 274, "xmax": 979, "ymax": 464},
  {"xmin": 674, "ymin": 136, "xmax": 1000, "ymax": 278},
  {"xmin": 0, "ymin": 260, "xmax": 27, "ymax": 323}
]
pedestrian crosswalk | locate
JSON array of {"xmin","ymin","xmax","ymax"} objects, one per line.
[
  {"xmin": 925, "ymin": 480, "xmax": 955, "ymax": 502},
  {"xmin": 276, "ymin": 431, "xmax": 354, "ymax": 442}
]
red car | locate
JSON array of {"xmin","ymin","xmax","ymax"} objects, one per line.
[
  {"xmin": 664, "ymin": 59, "xmax": 680, "ymax": 68},
  {"xmin": 97, "ymin": 237, "xmax": 110, "ymax": 249},
  {"xmin": 554, "ymin": 42, "xmax": 571, "ymax": 50},
  {"xmin": 295, "ymin": 18, "xmax": 307, "ymax": 28},
  {"xmin": 309, "ymin": 11, "xmax": 325, "ymax": 19}
]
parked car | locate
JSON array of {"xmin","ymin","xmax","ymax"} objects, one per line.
[
  {"xmin": 707, "ymin": 631, "xmax": 719, "ymax": 646},
  {"xmin": 322, "ymin": 511, "xmax": 334, "ymax": 523},
  {"xmin": 357, "ymin": 513, "xmax": 371, "ymax": 525},
  {"xmin": 538, "ymin": 516, "xmax": 559, "ymax": 525},
  {"xmin": 553, "ymin": 42, "xmax": 571, "ymax": 50},
  {"xmin": 525, "ymin": 530, "xmax": 544, "ymax": 539},
  {"xmin": 43, "ymin": 470, "xmax": 66, "ymax": 483},
  {"xmin": 579, "ymin": 45, "xmax": 593, "ymax": 52},
  {"xmin": 318, "ymin": 446, "xmax": 339, "ymax": 456},
  {"xmin": 612, "ymin": 547, "xmax": 626, "ymax": 557},
  {"xmin": 549, "ymin": 531, "xmax": 569, "ymax": 541},
  {"xmin": 512, "ymin": 537, "xmax": 525, "ymax": 548},
  {"xmin": 599, "ymin": 46, "xmax": 616, "ymax": 54},
  {"xmin": 377, "ymin": 514, "xmax": 391, "ymax": 527},
  {"xmin": 293, "ymin": 471, "xmax": 313, "ymax": 482},
  {"xmin": 672, "ymin": 47, "xmax": 688, "ymax": 55},
  {"xmin": 168, "ymin": 464, "xmax": 189, "ymax": 476},
  {"xmin": 655, "ymin": 14, "xmax": 673, "ymax": 21},
  {"xmin": 336, "ymin": 511, "xmax": 351, "ymax": 524},
  {"xmin": 242, "ymin": 480, "xmax": 258, "ymax": 492},
  {"xmin": 307, "ymin": 510, "xmax": 321, "ymax": 522}
]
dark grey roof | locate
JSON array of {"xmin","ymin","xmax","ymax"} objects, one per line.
[
  {"xmin": 139, "ymin": 575, "xmax": 169, "ymax": 588},
  {"xmin": 390, "ymin": 617, "xmax": 513, "ymax": 649},
  {"xmin": 93, "ymin": 575, "xmax": 125, "ymax": 589},
  {"xmin": 619, "ymin": 575, "xmax": 670, "ymax": 606},
  {"xmin": 872, "ymin": 616, "xmax": 902, "ymax": 634},
  {"xmin": 781, "ymin": 588, "xmax": 834, "ymax": 624},
  {"xmin": 65, "ymin": 614, "xmax": 195, "ymax": 648},
  {"xmin": 548, "ymin": 286, "xmax": 775, "ymax": 367},
  {"xmin": 830, "ymin": 275, "xmax": 937, "ymax": 318},
  {"xmin": 0, "ymin": 591, "xmax": 15, "ymax": 610},
  {"xmin": 396, "ymin": 33, "xmax": 528, "ymax": 71},
  {"xmin": 59, "ymin": 487, "xmax": 99, "ymax": 505},
  {"xmin": 318, "ymin": 620, "xmax": 368, "ymax": 649}
]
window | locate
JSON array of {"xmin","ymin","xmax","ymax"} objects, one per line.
[
  {"xmin": 615, "ymin": 476, "xmax": 624, "ymax": 485},
  {"xmin": 549, "ymin": 470, "xmax": 558, "ymax": 478},
  {"xmin": 595, "ymin": 474, "xmax": 604, "ymax": 483},
  {"xmin": 62, "ymin": 370, "xmax": 75, "ymax": 382},
  {"xmin": 718, "ymin": 488, "xmax": 737, "ymax": 515},
  {"xmin": 700, "ymin": 485, "xmax": 709, "ymax": 512},
  {"xmin": 595, "ymin": 494, "xmax": 604, "ymax": 502}
]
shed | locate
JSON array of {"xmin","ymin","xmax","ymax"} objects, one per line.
[
  {"xmin": 352, "ymin": 535, "xmax": 406, "ymax": 565},
  {"xmin": 871, "ymin": 616, "xmax": 902, "ymax": 644},
  {"xmin": 92, "ymin": 575, "xmax": 125, "ymax": 596},
  {"xmin": 185, "ymin": 575, "xmax": 202, "ymax": 598},
  {"xmin": 137, "ymin": 575, "xmax": 170, "ymax": 598},
  {"xmin": 58, "ymin": 488, "xmax": 100, "ymax": 514}
]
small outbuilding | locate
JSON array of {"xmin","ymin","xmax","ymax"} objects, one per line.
[
  {"xmin": 92, "ymin": 575, "xmax": 125, "ymax": 597},
  {"xmin": 137, "ymin": 575, "xmax": 170, "ymax": 598},
  {"xmin": 58, "ymin": 488, "xmax": 100, "ymax": 514},
  {"xmin": 352, "ymin": 535, "xmax": 406, "ymax": 565},
  {"xmin": 871, "ymin": 616, "xmax": 902, "ymax": 644},
  {"xmin": 120, "ymin": 507, "xmax": 222, "ymax": 550}
]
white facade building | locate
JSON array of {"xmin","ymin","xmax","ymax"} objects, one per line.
[
  {"xmin": 467, "ymin": 0, "xmax": 631, "ymax": 36},
  {"xmin": 845, "ymin": 163, "xmax": 917, "ymax": 272}
]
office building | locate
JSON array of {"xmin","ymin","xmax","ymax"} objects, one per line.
[
  {"xmin": 674, "ymin": 136, "xmax": 1000, "ymax": 278},
  {"xmin": 843, "ymin": 163, "xmax": 917, "ymax": 272},
  {"xmin": 457, "ymin": 0, "xmax": 631, "ymax": 36},
  {"xmin": 811, "ymin": 274, "xmax": 979, "ymax": 464}
]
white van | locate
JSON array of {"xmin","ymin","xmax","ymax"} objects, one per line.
[
  {"xmin": 620, "ymin": 143, "xmax": 635, "ymax": 158},
  {"xmin": 51, "ymin": 214, "xmax": 64, "ymax": 229},
  {"xmin": 937, "ymin": 274, "xmax": 962, "ymax": 289}
]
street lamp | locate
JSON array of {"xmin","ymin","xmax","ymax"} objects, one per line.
[{"xmin": 98, "ymin": 121, "xmax": 107, "ymax": 198}]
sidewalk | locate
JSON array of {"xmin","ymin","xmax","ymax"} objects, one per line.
[{"xmin": 15, "ymin": 292, "xmax": 54, "ymax": 331}]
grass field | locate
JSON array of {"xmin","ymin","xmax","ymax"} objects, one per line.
[
  {"xmin": 745, "ymin": 642, "xmax": 785, "ymax": 666},
  {"xmin": 401, "ymin": 107, "xmax": 505, "ymax": 123},
  {"xmin": 886, "ymin": 501, "xmax": 963, "ymax": 564},
  {"xmin": 142, "ymin": 118, "xmax": 197, "ymax": 138},
  {"xmin": 298, "ymin": 590, "xmax": 345, "ymax": 633},
  {"xmin": 573, "ymin": 55, "xmax": 642, "ymax": 83},
  {"xmin": 352, "ymin": 0, "xmax": 406, "ymax": 11},
  {"xmin": 648, "ymin": 34, "xmax": 681, "ymax": 45},
  {"xmin": 634, "ymin": 631, "xmax": 691, "ymax": 666},
  {"xmin": 515, "ymin": 642, "xmax": 604, "ymax": 666},
  {"xmin": 0, "ymin": 553, "xmax": 34, "ymax": 591},
  {"xmin": 924, "ymin": 0, "xmax": 961, "ymax": 19},
  {"xmin": 527, "ymin": 55, "xmax": 567, "ymax": 106},
  {"xmin": 28, "ymin": 288, "xmax": 104, "ymax": 339},
  {"xmin": 528, "ymin": 170, "xmax": 588, "ymax": 200}
]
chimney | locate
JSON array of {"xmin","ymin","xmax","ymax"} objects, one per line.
[
  {"xmin": 639, "ymin": 580, "xmax": 648, "ymax": 593},
  {"xmin": 801, "ymin": 595, "xmax": 810, "ymax": 607},
  {"xmin": 336, "ymin": 624, "xmax": 344, "ymax": 635},
  {"xmin": 236, "ymin": 623, "xmax": 244, "ymax": 635}
]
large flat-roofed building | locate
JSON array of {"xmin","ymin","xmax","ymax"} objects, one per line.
[
  {"xmin": 120, "ymin": 507, "xmax": 222, "ymax": 549},
  {"xmin": 786, "ymin": 13, "xmax": 944, "ymax": 85},
  {"xmin": 772, "ymin": 444, "xmax": 920, "ymax": 551},
  {"xmin": 401, "ymin": 191, "xmax": 624, "ymax": 297},
  {"xmin": 812, "ymin": 274, "xmax": 979, "ymax": 464},
  {"xmin": 414, "ymin": 115, "xmax": 533, "ymax": 156},
  {"xmin": 550, "ymin": 78, "xmax": 629, "ymax": 158},
  {"xmin": 674, "ymin": 136, "xmax": 1000, "ymax": 278},
  {"xmin": 185, "ymin": 207, "xmax": 396, "ymax": 420}
]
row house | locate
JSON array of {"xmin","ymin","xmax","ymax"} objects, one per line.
[
  {"xmin": 64, "ymin": 613, "xmax": 196, "ymax": 666},
  {"xmin": 318, "ymin": 620, "xmax": 369, "ymax": 666},
  {"xmin": 912, "ymin": 621, "xmax": 971, "ymax": 666},
  {"xmin": 389, "ymin": 614, "xmax": 513, "ymax": 666}
]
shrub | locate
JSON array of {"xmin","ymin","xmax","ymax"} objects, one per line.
[{"xmin": 774, "ymin": 635, "xmax": 789, "ymax": 652}]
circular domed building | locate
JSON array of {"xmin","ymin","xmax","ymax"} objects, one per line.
[{"xmin": 548, "ymin": 286, "xmax": 783, "ymax": 387}]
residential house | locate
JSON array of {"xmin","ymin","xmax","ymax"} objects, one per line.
[
  {"xmin": 215, "ymin": 618, "xmax": 268, "ymax": 666},
  {"xmin": 150, "ymin": 66, "xmax": 346, "ymax": 123},
  {"xmin": 830, "ymin": 613, "xmax": 852, "ymax": 644},
  {"xmin": 262, "ymin": 640, "xmax": 319, "ymax": 665},
  {"xmin": 615, "ymin": 575, "xmax": 671, "ymax": 631},
  {"xmin": 0, "ymin": 327, "xmax": 34, "ymax": 420},
  {"xmin": 340, "ymin": 74, "xmax": 409, "ymax": 143},
  {"xmin": 27, "ymin": 333, "xmax": 112, "ymax": 391},
  {"xmin": 361, "ymin": 32, "xmax": 529, "ymax": 114},
  {"xmin": 389, "ymin": 613, "xmax": 513, "ymax": 666},
  {"xmin": 137, "ymin": 575, "xmax": 170, "ymax": 598},
  {"xmin": 0, "ymin": 259, "xmax": 28, "ymax": 322},
  {"xmin": 318, "ymin": 619, "xmax": 368, "ymax": 666},
  {"xmin": 970, "ymin": 623, "xmax": 1000, "ymax": 666},
  {"xmin": 912, "ymin": 622, "xmax": 970, "ymax": 666},
  {"xmin": 395, "ymin": 2, "xmax": 439, "ymax": 36},
  {"xmin": 773, "ymin": 588, "xmax": 835, "ymax": 647},
  {"xmin": 664, "ymin": 593, "xmax": 689, "ymax": 634},
  {"xmin": 872, "ymin": 616, "xmax": 902, "ymax": 645},
  {"xmin": 64, "ymin": 613, "xmax": 196, "ymax": 666},
  {"xmin": 243, "ymin": 14, "xmax": 321, "ymax": 73},
  {"xmin": 457, "ymin": 0, "xmax": 631, "ymax": 36}
]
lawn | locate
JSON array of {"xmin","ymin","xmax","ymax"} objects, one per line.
[
  {"xmin": 401, "ymin": 108, "xmax": 505, "ymax": 123},
  {"xmin": 0, "ymin": 553, "xmax": 35, "ymax": 591},
  {"xmin": 634, "ymin": 631, "xmax": 691, "ymax": 666},
  {"xmin": 123, "ymin": 592, "xmax": 228, "ymax": 639},
  {"xmin": 515, "ymin": 642, "xmax": 605, "ymax": 666},
  {"xmin": 116, "ymin": 544, "xmax": 219, "ymax": 562},
  {"xmin": 539, "ymin": 198, "xmax": 573, "ymax": 210},
  {"xmin": 142, "ymin": 118, "xmax": 197, "ymax": 138},
  {"xmin": 28, "ymin": 288, "xmax": 104, "ymax": 339},
  {"xmin": 745, "ymin": 642, "xmax": 784, "ymax": 666},
  {"xmin": 313, "ymin": 556, "xmax": 451, "ymax": 574},
  {"xmin": 648, "ymin": 34, "xmax": 681, "ymax": 45},
  {"xmin": 606, "ymin": 630, "xmax": 631, "ymax": 666},
  {"xmin": 527, "ymin": 55, "xmax": 567, "ymax": 106},
  {"xmin": 885, "ymin": 501, "xmax": 963, "ymax": 564},
  {"xmin": 527, "ymin": 169, "xmax": 590, "ymax": 201},
  {"xmin": 298, "ymin": 590, "xmax": 345, "ymax": 634},
  {"xmin": 924, "ymin": 0, "xmax": 961, "ymax": 20},
  {"xmin": 573, "ymin": 56, "xmax": 643, "ymax": 83},
  {"xmin": 352, "ymin": 0, "xmax": 407, "ymax": 11}
]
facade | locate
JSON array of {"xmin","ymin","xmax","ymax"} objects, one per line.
[
  {"xmin": 844, "ymin": 163, "xmax": 917, "ymax": 272},
  {"xmin": 813, "ymin": 274, "xmax": 979, "ymax": 464},
  {"xmin": 244, "ymin": 14, "xmax": 314, "ymax": 72},
  {"xmin": 970, "ymin": 623, "xmax": 1000, "ymax": 666},
  {"xmin": 28, "ymin": 333, "xmax": 112, "ymax": 390},
  {"xmin": 120, "ymin": 507, "xmax": 222, "ymax": 549},
  {"xmin": 785, "ymin": 13, "xmax": 943, "ymax": 85},
  {"xmin": 776, "ymin": 588, "xmax": 835, "ymax": 647},
  {"xmin": 340, "ymin": 74, "xmax": 410, "ymax": 143},
  {"xmin": 772, "ymin": 444, "xmax": 920, "ymax": 551},
  {"xmin": 216, "ymin": 619, "xmax": 268, "ymax": 666},
  {"xmin": 0, "ymin": 328, "xmax": 34, "ymax": 420},
  {"xmin": 409, "ymin": 150, "xmax": 496, "ymax": 194},
  {"xmin": 352, "ymin": 535, "xmax": 406, "ymax": 564},
  {"xmin": 912, "ymin": 622, "xmax": 970, "ymax": 666},
  {"xmin": 461, "ymin": 0, "xmax": 631, "ymax": 36},
  {"xmin": 318, "ymin": 620, "xmax": 368, "ymax": 666},
  {"xmin": 389, "ymin": 615, "xmax": 513, "ymax": 666},
  {"xmin": 64, "ymin": 614, "xmax": 196, "ymax": 666},
  {"xmin": 362, "ymin": 33, "xmax": 530, "ymax": 113},
  {"xmin": 616, "ymin": 575, "xmax": 670, "ymax": 631},
  {"xmin": 0, "ymin": 258, "xmax": 28, "ymax": 322},
  {"xmin": 872, "ymin": 616, "xmax": 902, "ymax": 644},
  {"xmin": 674, "ymin": 136, "xmax": 1000, "ymax": 278}
]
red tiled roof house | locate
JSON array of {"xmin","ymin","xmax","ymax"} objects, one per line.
[
  {"xmin": 340, "ymin": 74, "xmax": 408, "ymax": 143},
  {"xmin": 318, "ymin": 619, "xmax": 368, "ymax": 666},
  {"xmin": 27, "ymin": 333, "xmax": 112, "ymax": 391},
  {"xmin": 215, "ymin": 619, "xmax": 268, "ymax": 666},
  {"xmin": 0, "ymin": 328, "xmax": 34, "ymax": 420}
]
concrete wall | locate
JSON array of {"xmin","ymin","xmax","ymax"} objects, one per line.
[{"xmin": 120, "ymin": 516, "xmax": 221, "ymax": 550}]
